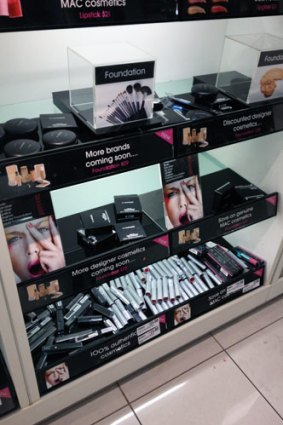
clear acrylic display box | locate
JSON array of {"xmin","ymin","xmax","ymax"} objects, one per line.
[
  {"xmin": 68, "ymin": 43, "xmax": 155, "ymax": 131},
  {"xmin": 216, "ymin": 33, "xmax": 283, "ymax": 104}
]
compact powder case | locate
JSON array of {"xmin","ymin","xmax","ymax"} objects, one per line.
[
  {"xmin": 4, "ymin": 139, "xmax": 41, "ymax": 158},
  {"xmin": 4, "ymin": 118, "xmax": 38, "ymax": 140},
  {"xmin": 42, "ymin": 129, "xmax": 78, "ymax": 149}
]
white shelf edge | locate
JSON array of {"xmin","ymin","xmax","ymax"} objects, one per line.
[{"xmin": 0, "ymin": 285, "xmax": 270, "ymax": 425}]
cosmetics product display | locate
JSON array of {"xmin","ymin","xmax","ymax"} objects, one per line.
[
  {"xmin": 114, "ymin": 220, "xmax": 147, "ymax": 242},
  {"xmin": 114, "ymin": 194, "xmax": 143, "ymax": 222},
  {"xmin": 76, "ymin": 194, "xmax": 148, "ymax": 253},
  {"xmin": 80, "ymin": 209, "xmax": 113, "ymax": 236},
  {"xmin": 68, "ymin": 43, "xmax": 155, "ymax": 130},
  {"xmin": 24, "ymin": 239, "xmax": 265, "ymax": 393},
  {"xmin": 42, "ymin": 130, "xmax": 78, "ymax": 149},
  {"xmin": 39, "ymin": 113, "xmax": 78, "ymax": 133},
  {"xmin": 3, "ymin": 139, "xmax": 41, "ymax": 158},
  {"xmin": 4, "ymin": 162, "xmax": 49, "ymax": 188},
  {"xmin": 4, "ymin": 118, "xmax": 38, "ymax": 141}
]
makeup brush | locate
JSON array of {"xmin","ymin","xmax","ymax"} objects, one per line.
[
  {"xmin": 126, "ymin": 85, "xmax": 139, "ymax": 117},
  {"xmin": 140, "ymin": 85, "xmax": 153, "ymax": 118},
  {"xmin": 133, "ymin": 82, "xmax": 142, "ymax": 113}
]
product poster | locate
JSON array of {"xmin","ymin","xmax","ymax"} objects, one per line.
[
  {"xmin": 0, "ymin": 0, "xmax": 178, "ymax": 32},
  {"xmin": 1, "ymin": 193, "xmax": 66, "ymax": 284},
  {"xmin": 160, "ymin": 155, "xmax": 203, "ymax": 230},
  {"xmin": 248, "ymin": 50, "xmax": 283, "ymax": 103}
]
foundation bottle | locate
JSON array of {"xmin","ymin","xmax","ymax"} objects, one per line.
[
  {"xmin": 34, "ymin": 163, "xmax": 46, "ymax": 181},
  {"xmin": 20, "ymin": 165, "xmax": 32, "ymax": 183},
  {"xmin": 15, "ymin": 171, "xmax": 22, "ymax": 186},
  {"xmin": 5, "ymin": 164, "xmax": 18, "ymax": 186}
]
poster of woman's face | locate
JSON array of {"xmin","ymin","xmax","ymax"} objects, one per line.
[
  {"xmin": 45, "ymin": 362, "xmax": 70, "ymax": 389},
  {"xmin": 163, "ymin": 175, "xmax": 203, "ymax": 229},
  {"xmin": 174, "ymin": 304, "xmax": 191, "ymax": 326},
  {"xmin": 5, "ymin": 215, "xmax": 65, "ymax": 283}
]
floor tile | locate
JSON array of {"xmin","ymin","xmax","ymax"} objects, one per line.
[
  {"xmin": 212, "ymin": 295, "xmax": 283, "ymax": 348},
  {"xmin": 228, "ymin": 318, "xmax": 283, "ymax": 418},
  {"xmin": 131, "ymin": 353, "xmax": 283, "ymax": 425},
  {"xmin": 93, "ymin": 407, "xmax": 140, "ymax": 425},
  {"xmin": 40, "ymin": 385, "xmax": 128, "ymax": 425},
  {"xmin": 119, "ymin": 334, "xmax": 222, "ymax": 402}
]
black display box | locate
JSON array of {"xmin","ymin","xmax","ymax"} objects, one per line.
[{"xmin": 32, "ymin": 239, "xmax": 265, "ymax": 395}]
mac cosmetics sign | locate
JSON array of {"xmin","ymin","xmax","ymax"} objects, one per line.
[{"xmin": 0, "ymin": 0, "xmax": 178, "ymax": 31}]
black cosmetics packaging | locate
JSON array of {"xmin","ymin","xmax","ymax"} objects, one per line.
[
  {"xmin": 114, "ymin": 220, "xmax": 146, "ymax": 243},
  {"xmin": 212, "ymin": 181, "xmax": 237, "ymax": 212},
  {"xmin": 80, "ymin": 208, "xmax": 113, "ymax": 236},
  {"xmin": 114, "ymin": 194, "xmax": 143, "ymax": 222},
  {"xmin": 39, "ymin": 113, "xmax": 78, "ymax": 133},
  {"xmin": 77, "ymin": 229, "xmax": 116, "ymax": 253}
]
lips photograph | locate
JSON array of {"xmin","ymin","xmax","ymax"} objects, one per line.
[{"xmin": 4, "ymin": 215, "xmax": 66, "ymax": 284}]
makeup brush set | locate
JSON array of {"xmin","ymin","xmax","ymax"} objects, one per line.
[{"xmin": 99, "ymin": 83, "xmax": 153, "ymax": 125}]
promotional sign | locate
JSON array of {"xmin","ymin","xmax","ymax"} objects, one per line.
[
  {"xmin": 160, "ymin": 155, "xmax": 204, "ymax": 230},
  {"xmin": 248, "ymin": 50, "xmax": 283, "ymax": 103},
  {"xmin": 0, "ymin": 0, "xmax": 178, "ymax": 32}
]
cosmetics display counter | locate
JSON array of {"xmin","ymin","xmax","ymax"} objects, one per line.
[
  {"xmin": 0, "ymin": 83, "xmax": 281, "ymax": 424},
  {"xmin": 1, "ymin": 15, "xmax": 283, "ymax": 425}
]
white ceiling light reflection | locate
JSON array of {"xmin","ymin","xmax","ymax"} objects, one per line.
[
  {"xmin": 135, "ymin": 382, "xmax": 186, "ymax": 413},
  {"xmin": 110, "ymin": 411, "xmax": 135, "ymax": 425}
]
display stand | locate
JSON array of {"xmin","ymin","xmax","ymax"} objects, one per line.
[{"xmin": 0, "ymin": 12, "xmax": 283, "ymax": 425}]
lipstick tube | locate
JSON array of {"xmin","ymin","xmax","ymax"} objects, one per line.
[
  {"xmin": 136, "ymin": 269, "xmax": 146, "ymax": 282},
  {"xmin": 55, "ymin": 329, "xmax": 94, "ymax": 343},
  {"xmin": 206, "ymin": 268, "xmax": 223, "ymax": 285},
  {"xmin": 91, "ymin": 287, "xmax": 108, "ymax": 306},
  {"xmin": 93, "ymin": 303, "xmax": 114, "ymax": 319},
  {"xmin": 183, "ymin": 279, "xmax": 199, "ymax": 297},
  {"xmin": 99, "ymin": 286, "xmax": 114, "ymax": 306},
  {"xmin": 194, "ymin": 275, "xmax": 208, "ymax": 292},
  {"xmin": 123, "ymin": 289, "xmax": 140, "ymax": 311},
  {"xmin": 179, "ymin": 288, "xmax": 189, "ymax": 302},
  {"xmin": 114, "ymin": 277, "xmax": 123, "ymax": 290},
  {"xmin": 75, "ymin": 331, "xmax": 99, "ymax": 343},
  {"xmin": 173, "ymin": 275, "xmax": 181, "ymax": 299},
  {"xmin": 128, "ymin": 286, "xmax": 144, "ymax": 308},
  {"xmin": 168, "ymin": 278, "xmax": 175, "ymax": 301},
  {"xmin": 190, "ymin": 277, "xmax": 204, "ymax": 293},
  {"xmin": 109, "ymin": 280, "xmax": 117, "ymax": 291},
  {"xmin": 151, "ymin": 279, "xmax": 157, "ymax": 304},
  {"xmin": 187, "ymin": 254, "xmax": 206, "ymax": 270},
  {"xmin": 157, "ymin": 277, "xmax": 163, "ymax": 302},
  {"xmin": 188, "ymin": 260, "xmax": 203, "ymax": 275},
  {"xmin": 202, "ymin": 272, "xmax": 215, "ymax": 289},
  {"xmin": 145, "ymin": 276, "xmax": 152, "ymax": 297},
  {"xmin": 129, "ymin": 273, "xmax": 144, "ymax": 299},
  {"xmin": 162, "ymin": 277, "xmax": 169, "ymax": 301},
  {"xmin": 110, "ymin": 287, "xmax": 130, "ymax": 305},
  {"xmin": 180, "ymin": 281, "xmax": 193, "ymax": 299},
  {"xmin": 152, "ymin": 262, "xmax": 167, "ymax": 277},
  {"xmin": 65, "ymin": 293, "xmax": 84, "ymax": 311},
  {"xmin": 115, "ymin": 299, "xmax": 132, "ymax": 322},
  {"xmin": 110, "ymin": 313, "xmax": 124, "ymax": 330},
  {"xmin": 111, "ymin": 304, "xmax": 128, "ymax": 327},
  {"xmin": 144, "ymin": 295, "xmax": 158, "ymax": 315},
  {"xmin": 77, "ymin": 315, "xmax": 103, "ymax": 325},
  {"xmin": 104, "ymin": 318, "xmax": 118, "ymax": 333}
]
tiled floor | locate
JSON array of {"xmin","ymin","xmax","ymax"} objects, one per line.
[{"xmin": 41, "ymin": 294, "xmax": 283, "ymax": 425}]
